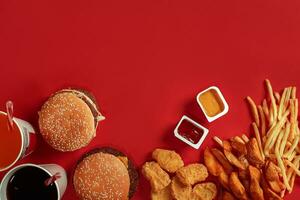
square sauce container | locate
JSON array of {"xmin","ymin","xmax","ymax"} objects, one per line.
[{"xmin": 196, "ymin": 86, "xmax": 229, "ymax": 122}]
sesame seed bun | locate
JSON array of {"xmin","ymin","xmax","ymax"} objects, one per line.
[
  {"xmin": 74, "ymin": 147, "xmax": 139, "ymax": 200},
  {"xmin": 38, "ymin": 89, "xmax": 104, "ymax": 152}
]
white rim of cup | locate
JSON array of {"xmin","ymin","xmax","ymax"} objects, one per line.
[
  {"xmin": 0, "ymin": 163, "xmax": 60, "ymax": 200},
  {"xmin": 0, "ymin": 111, "xmax": 25, "ymax": 172}
]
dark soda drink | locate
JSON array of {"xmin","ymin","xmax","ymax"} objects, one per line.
[{"xmin": 7, "ymin": 166, "xmax": 58, "ymax": 200}]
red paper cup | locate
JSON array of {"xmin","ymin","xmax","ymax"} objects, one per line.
[{"xmin": 0, "ymin": 111, "xmax": 37, "ymax": 172}]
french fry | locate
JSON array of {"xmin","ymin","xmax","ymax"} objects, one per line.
[
  {"xmin": 233, "ymin": 136, "xmax": 245, "ymax": 144},
  {"xmin": 247, "ymin": 96, "xmax": 260, "ymax": 127},
  {"xmin": 264, "ymin": 110, "xmax": 289, "ymax": 156},
  {"xmin": 280, "ymin": 123, "xmax": 291, "ymax": 156},
  {"xmin": 287, "ymin": 151, "xmax": 296, "ymax": 162},
  {"xmin": 252, "ymin": 122, "xmax": 264, "ymax": 160},
  {"xmin": 275, "ymin": 129, "xmax": 284, "ymax": 155},
  {"xmin": 275, "ymin": 92, "xmax": 281, "ymax": 104},
  {"xmin": 283, "ymin": 87, "xmax": 292, "ymax": 114},
  {"xmin": 289, "ymin": 156, "xmax": 300, "ymax": 193},
  {"xmin": 294, "ymin": 99, "xmax": 298, "ymax": 121},
  {"xmin": 278, "ymin": 88, "xmax": 288, "ymax": 120},
  {"xmin": 242, "ymin": 134, "xmax": 249, "ymax": 143},
  {"xmin": 290, "ymin": 167, "xmax": 297, "ymax": 193},
  {"xmin": 269, "ymin": 104, "xmax": 274, "ymax": 127},
  {"xmin": 284, "ymin": 134, "xmax": 299, "ymax": 158},
  {"xmin": 265, "ymin": 79, "xmax": 277, "ymax": 125},
  {"xmin": 288, "ymin": 100, "xmax": 296, "ymax": 142},
  {"xmin": 258, "ymin": 106, "xmax": 266, "ymax": 140},
  {"xmin": 292, "ymin": 86, "xmax": 297, "ymax": 99},
  {"xmin": 213, "ymin": 136, "xmax": 223, "ymax": 148},
  {"xmin": 284, "ymin": 159, "xmax": 300, "ymax": 176},
  {"xmin": 276, "ymin": 151, "xmax": 291, "ymax": 191},
  {"xmin": 287, "ymin": 156, "xmax": 300, "ymax": 180},
  {"xmin": 262, "ymin": 99, "xmax": 270, "ymax": 120}
]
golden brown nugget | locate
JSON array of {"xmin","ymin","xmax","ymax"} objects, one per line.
[
  {"xmin": 171, "ymin": 176, "xmax": 192, "ymax": 200},
  {"xmin": 142, "ymin": 162, "xmax": 171, "ymax": 192},
  {"xmin": 192, "ymin": 182, "xmax": 217, "ymax": 200},
  {"xmin": 176, "ymin": 163, "xmax": 208, "ymax": 186},
  {"xmin": 151, "ymin": 185, "xmax": 172, "ymax": 200},
  {"xmin": 152, "ymin": 149, "xmax": 184, "ymax": 173}
]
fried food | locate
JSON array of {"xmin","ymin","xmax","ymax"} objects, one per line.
[
  {"xmin": 152, "ymin": 149, "xmax": 184, "ymax": 173},
  {"xmin": 218, "ymin": 171, "xmax": 230, "ymax": 190},
  {"xmin": 151, "ymin": 185, "xmax": 172, "ymax": 200},
  {"xmin": 246, "ymin": 138, "xmax": 264, "ymax": 168},
  {"xmin": 222, "ymin": 191, "xmax": 236, "ymax": 200},
  {"xmin": 238, "ymin": 155, "xmax": 249, "ymax": 169},
  {"xmin": 229, "ymin": 172, "xmax": 248, "ymax": 200},
  {"xmin": 230, "ymin": 139, "xmax": 247, "ymax": 155},
  {"xmin": 204, "ymin": 148, "xmax": 223, "ymax": 176},
  {"xmin": 266, "ymin": 188, "xmax": 282, "ymax": 200},
  {"xmin": 170, "ymin": 176, "xmax": 192, "ymax": 200},
  {"xmin": 192, "ymin": 182, "xmax": 217, "ymax": 200},
  {"xmin": 176, "ymin": 163, "xmax": 208, "ymax": 186},
  {"xmin": 223, "ymin": 140, "xmax": 232, "ymax": 151},
  {"xmin": 249, "ymin": 165, "xmax": 264, "ymax": 200},
  {"xmin": 211, "ymin": 148, "xmax": 234, "ymax": 174},
  {"xmin": 265, "ymin": 161, "xmax": 285, "ymax": 193},
  {"xmin": 252, "ymin": 122, "xmax": 265, "ymax": 160},
  {"xmin": 224, "ymin": 149, "xmax": 245, "ymax": 170},
  {"xmin": 246, "ymin": 96, "xmax": 260, "ymax": 127},
  {"xmin": 142, "ymin": 162, "xmax": 171, "ymax": 192}
]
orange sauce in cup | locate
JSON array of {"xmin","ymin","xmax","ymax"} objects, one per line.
[
  {"xmin": 198, "ymin": 89, "xmax": 224, "ymax": 117},
  {"xmin": 0, "ymin": 113, "xmax": 22, "ymax": 169}
]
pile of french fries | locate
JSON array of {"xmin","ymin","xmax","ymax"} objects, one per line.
[{"xmin": 204, "ymin": 79, "xmax": 299, "ymax": 200}]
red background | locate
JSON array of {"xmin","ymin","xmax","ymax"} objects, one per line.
[{"xmin": 1, "ymin": 0, "xmax": 300, "ymax": 199}]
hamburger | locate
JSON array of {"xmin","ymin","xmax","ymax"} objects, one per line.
[
  {"xmin": 38, "ymin": 89, "xmax": 105, "ymax": 152},
  {"xmin": 73, "ymin": 147, "xmax": 139, "ymax": 200}
]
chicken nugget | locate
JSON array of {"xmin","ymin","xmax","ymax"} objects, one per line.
[
  {"xmin": 152, "ymin": 149, "xmax": 184, "ymax": 173},
  {"xmin": 229, "ymin": 172, "xmax": 248, "ymax": 200},
  {"xmin": 222, "ymin": 191, "xmax": 236, "ymax": 200},
  {"xmin": 176, "ymin": 163, "xmax": 208, "ymax": 186},
  {"xmin": 211, "ymin": 148, "xmax": 234, "ymax": 174},
  {"xmin": 249, "ymin": 165, "xmax": 264, "ymax": 200},
  {"xmin": 192, "ymin": 182, "xmax": 217, "ymax": 200},
  {"xmin": 204, "ymin": 148, "xmax": 223, "ymax": 176},
  {"xmin": 142, "ymin": 162, "xmax": 171, "ymax": 192},
  {"xmin": 151, "ymin": 184, "xmax": 172, "ymax": 200},
  {"xmin": 170, "ymin": 176, "xmax": 192, "ymax": 200}
]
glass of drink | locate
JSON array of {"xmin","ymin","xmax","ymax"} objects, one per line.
[
  {"xmin": 0, "ymin": 163, "xmax": 67, "ymax": 200},
  {"xmin": 0, "ymin": 110, "xmax": 36, "ymax": 172}
]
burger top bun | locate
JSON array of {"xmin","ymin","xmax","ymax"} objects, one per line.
[
  {"xmin": 38, "ymin": 91, "xmax": 96, "ymax": 151},
  {"xmin": 73, "ymin": 152, "xmax": 130, "ymax": 200}
]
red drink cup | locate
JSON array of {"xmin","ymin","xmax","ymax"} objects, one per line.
[{"xmin": 0, "ymin": 111, "xmax": 37, "ymax": 172}]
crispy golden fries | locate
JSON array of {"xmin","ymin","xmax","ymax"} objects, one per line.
[
  {"xmin": 247, "ymin": 96, "xmax": 260, "ymax": 127},
  {"xmin": 204, "ymin": 80, "xmax": 299, "ymax": 199}
]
